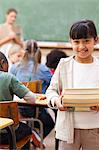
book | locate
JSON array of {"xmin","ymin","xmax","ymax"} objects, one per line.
[{"xmin": 62, "ymin": 88, "xmax": 99, "ymax": 111}]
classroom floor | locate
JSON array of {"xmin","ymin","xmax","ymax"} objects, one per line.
[{"xmin": 43, "ymin": 128, "xmax": 55, "ymax": 150}]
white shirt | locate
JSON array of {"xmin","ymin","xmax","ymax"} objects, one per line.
[{"xmin": 73, "ymin": 58, "xmax": 99, "ymax": 129}]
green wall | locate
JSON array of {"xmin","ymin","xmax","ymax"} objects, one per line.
[{"xmin": 1, "ymin": 0, "xmax": 99, "ymax": 41}]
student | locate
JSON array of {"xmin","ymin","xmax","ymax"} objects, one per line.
[
  {"xmin": 46, "ymin": 20, "xmax": 99, "ymax": 150},
  {"xmin": 46, "ymin": 48, "xmax": 68, "ymax": 75},
  {"xmin": 0, "ymin": 51, "xmax": 45, "ymax": 149},
  {"xmin": 10, "ymin": 40, "xmax": 54, "ymax": 140},
  {"xmin": 8, "ymin": 45, "xmax": 24, "ymax": 71},
  {"xmin": 10, "ymin": 39, "xmax": 52, "ymax": 93},
  {"xmin": 0, "ymin": 51, "xmax": 35, "ymax": 149},
  {"xmin": 0, "ymin": 8, "xmax": 23, "ymax": 58}
]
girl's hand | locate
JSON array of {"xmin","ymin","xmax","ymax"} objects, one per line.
[
  {"xmin": 55, "ymin": 95, "xmax": 69, "ymax": 111},
  {"xmin": 90, "ymin": 106, "xmax": 99, "ymax": 111}
]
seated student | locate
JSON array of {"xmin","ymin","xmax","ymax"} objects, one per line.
[
  {"xmin": 0, "ymin": 51, "xmax": 45, "ymax": 149},
  {"xmin": 10, "ymin": 39, "xmax": 52, "ymax": 93},
  {"xmin": 46, "ymin": 48, "xmax": 68, "ymax": 74},
  {"xmin": 8, "ymin": 45, "xmax": 25, "ymax": 71},
  {"xmin": 9, "ymin": 40, "xmax": 55, "ymax": 141}
]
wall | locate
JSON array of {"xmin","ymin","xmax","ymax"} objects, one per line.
[{"xmin": 1, "ymin": 0, "xmax": 99, "ymax": 41}]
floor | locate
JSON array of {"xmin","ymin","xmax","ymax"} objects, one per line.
[{"xmin": 44, "ymin": 128, "xmax": 55, "ymax": 150}]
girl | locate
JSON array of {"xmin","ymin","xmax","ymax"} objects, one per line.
[
  {"xmin": 46, "ymin": 20, "xmax": 99, "ymax": 150},
  {"xmin": 10, "ymin": 39, "xmax": 52, "ymax": 93}
]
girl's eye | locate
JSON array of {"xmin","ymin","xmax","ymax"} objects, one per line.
[
  {"xmin": 85, "ymin": 39, "xmax": 90, "ymax": 43},
  {"xmin": 73, "ymin": 41, "xmax": 79, "ymax": 44}
]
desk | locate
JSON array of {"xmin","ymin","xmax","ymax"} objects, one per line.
[
  {"xmin": 0, "ymin": 117, "xmax": 16, "ymax": 150},
  {"xmin": 14, "ymin": 94, "xmax": 47, "ymax": 150},
  {"xmin": 15, "ymin": 94, "xmax": 47, "ymax": 119},
  {"xmin": 0, "ymin": 117, "xmax": 14, "ymax": 129},
  {"xmin": 14, "ymin": 93, "xmax": 47, "ymax": 106}
]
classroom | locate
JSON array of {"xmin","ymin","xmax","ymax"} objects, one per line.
[{"xmin": 0, "ymin": 0, "xmax": 99, "ymax": 150}]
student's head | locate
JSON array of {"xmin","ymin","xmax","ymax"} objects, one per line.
[
  {"xmin": 8, "ymin": 46, "xmax": 24, "ymax": 64},
  {"xmin": 24, "ymin": 39, "xmax": 41, "ymax": 63},
  {"xmin": 0, "ymin": 52, "xmax": 8, "ymax": 72},
  {"xmin": 6, "ymin": 8, "xmax": 17, "ymax": 25},
  {"xmin": 24, "ymin": 40, "xmax": 41, "ymax": 72},
  {"xmin": 69, "ymin": 19, "xmax": 98, "ymax": 61},
  {"xmin": 46, "ymin": 49, "xmax": 68, "ymax": 70},
  {"xmin": 69, "ymin": 19, "xmax": 97, "ymax": 40}
]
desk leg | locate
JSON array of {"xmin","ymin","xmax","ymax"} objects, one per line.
[{"xmin": 6, "ymin": 126, "xmax": 16, "ymax": 150}]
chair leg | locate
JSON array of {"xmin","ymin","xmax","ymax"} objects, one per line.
[{"xmin": 6, "ymin": 126, "xmax": 17, "ymax": 150}]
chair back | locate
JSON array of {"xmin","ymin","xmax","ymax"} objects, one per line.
[
  {"xmin": 22, "ymin": 80, "xmax": 42, "ymax": 93},
  {"xmin": 0, "ymin": 101, "xmax": 19, "ymax": 127}
]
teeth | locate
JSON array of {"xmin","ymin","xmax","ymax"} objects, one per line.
[
  {"xmin": 80, "ymin": 50, "xmax": 87, "ymax": 52},
  {"xmin": 78, "ymin": 49, "xmax": 87, "ymax": 53}
]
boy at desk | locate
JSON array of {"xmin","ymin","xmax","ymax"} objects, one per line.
[
  {"xmin": 0, "ymin": 51, "xmax": 45, "ymax": 149},
  {"xmin": 46, "ymin": 20, "xmax": 99, "ymax": 150}
]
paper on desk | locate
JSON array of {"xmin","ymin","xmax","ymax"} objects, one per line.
[{"xmin": 14, "ymin": 94, "xmax": 47, "ymax": 105}]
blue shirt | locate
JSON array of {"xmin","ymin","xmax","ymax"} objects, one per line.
[{"xmin": 10, "ymin": 60, "xmax": 52, "ymax": 93}]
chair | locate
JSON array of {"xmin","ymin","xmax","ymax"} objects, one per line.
[
  {"xmin": 22, "ymin": 80, "xmax": 42, "ymax": 93},
  {"xmin": 21, "ymin": 80, "xmax": 44, "ymax": 149},
  {"xmin": 0, "ymin": 101, "xmax": 32, "ymax": 149}
]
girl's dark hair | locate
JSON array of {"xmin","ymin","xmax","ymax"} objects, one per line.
[
  {"xmin": 46, "ymin": 49, "xmax": 68, "ymax": 69},
  {"xmin": 6, "ymin": 8, "xmax": 17, "ymax": 15},
  {"xmin": 0, "ymin": 52, "xmax": 8, "ymax": 70},
  {"xmin": 69, "ymin": 19, "xmax": 97, "ymax": 39},
  {"xmin": 0, "ymin": 52, "xmax": 8, "ymax": 63}
]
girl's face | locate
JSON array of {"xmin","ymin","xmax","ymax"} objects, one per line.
[
  {"xmin": 9, "ymin": 52, "xmax": 23, "ymax": 64},
  {"xmin": 70, "ymin": 38, "xmax": 97, "ymax": 63},
  {"xmin": 6, "ymin": 11, "xmax": 17, "ymax": 25}
]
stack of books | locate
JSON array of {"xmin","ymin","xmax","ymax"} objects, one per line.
[{"xmin": 62, "ymin": 88, "xmax": 99, "ymax": 111}]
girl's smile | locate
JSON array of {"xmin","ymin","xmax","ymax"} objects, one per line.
[{"xmin": 70, "ymin": 38, "xmax": 97, "ymax": 63}]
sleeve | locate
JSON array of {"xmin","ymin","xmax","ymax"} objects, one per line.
[
  {"xmin": 10, "ymin": 75, "xmax": 30, "ymax": 98},
  {"xmin": 46, "ymin": 59, "xmax": 62, "ymax": 109},
  {"xmin": 23, "ymin": 91, "xmax": 36, "ymax": 103}
]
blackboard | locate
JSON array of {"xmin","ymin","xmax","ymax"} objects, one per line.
[{"xmin": 1, "ymin": 0, "xmax": 99, "ymax": 42}]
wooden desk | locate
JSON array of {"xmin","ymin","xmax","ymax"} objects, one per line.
[
  {"xmin": 0, "ymin": 117, "xmax": 16, "ymax": 150},
  {"xmin": 14, "ymin": 93, "xmax": 47, "ymax": 106},
  {"xmin": 14, "ymin": 94, "xmax": 47, "ymax": 150},
  {"xmin": 0, "ymin": 117, "xmax": 14, "ymax": 129}
]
